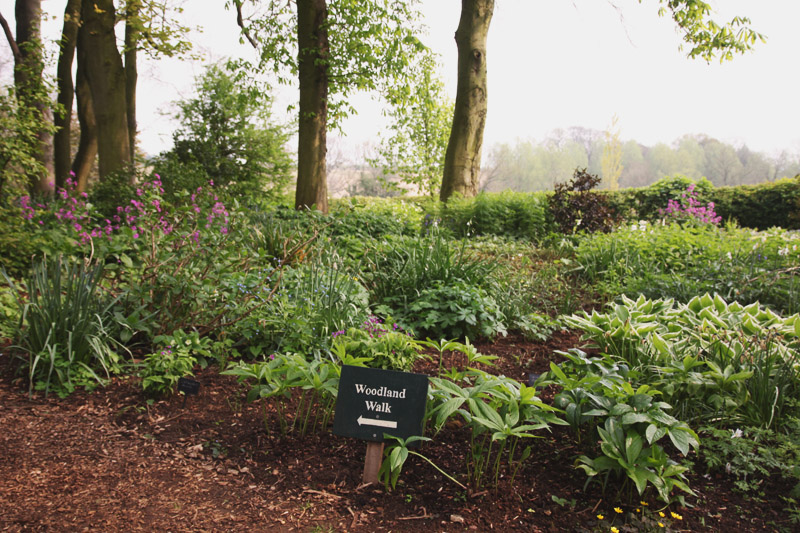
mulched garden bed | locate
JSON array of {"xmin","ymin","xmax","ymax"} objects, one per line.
[{"xmin": 0, "ymin": 331, "xmax": 794, "ymax": 532}]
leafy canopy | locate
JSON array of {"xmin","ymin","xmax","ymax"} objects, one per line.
[
  {"xmin": 650, "ymin": 0, "xmax": 765, "ymax": 62},
  {"xmin": 229, "ymin": 0, "xmax": 427, "ymax": 127},
  {"xmin": 370, "ymin": 52, "xmax": 453, "ymax": 197}
]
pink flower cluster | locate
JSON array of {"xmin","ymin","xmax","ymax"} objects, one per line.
[
  {"xmin": 19, "ymin": 174, "xmax": 230, "ymax": 247},
  {"xmin": 361, "ymin": 315, "xmax": 409, "ymax": 339},
  {"xmin": 659, "ymin": 184, "xmax": 721, "ymax": 225},
  {"xmin": 118, "ymin": 177, "xmax": 174, "ymax": 240},
  {"xmin": 20, "ymin": 176, "xmax": 96, "ymax": 240}
]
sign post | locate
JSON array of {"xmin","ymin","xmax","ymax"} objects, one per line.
[{"xmin": 333, "ymin": 365, "xmax": 429, "ymax": 485}]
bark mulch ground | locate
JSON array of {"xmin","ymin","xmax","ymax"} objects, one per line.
[{"xmin": 0, "ymin": 331, "xmax": 794, "ymax": 532}]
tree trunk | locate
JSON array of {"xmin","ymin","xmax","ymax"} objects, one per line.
[
  {"xmin": 72, "ymin": 31, "xmax": 98, "ymax": 193},
  {"xmin": 124, "ymin": 0, "xmax": 139, "ymax": 161},
  {"xmin": 14, "ymin": 0, "xmax": 54, "ymax": 194},
  {"xmin": 440, "ymin": 0, "xmax": 493, "ymax": 203},
  {"xmin": 54, "ymin": 0, "xmax": 81, "ymax": 189},
  {"xmin": 294, "ymin": 0, "xmax": 328, "ymax": 213},
  {"xmin": 79, "ymin": 0, "xmax": 131, "ymax": 181}
]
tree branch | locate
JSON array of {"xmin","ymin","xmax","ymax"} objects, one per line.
[
  {"xmin": 233, "ymin": 0, "xmax": 258, "ymax": 49},
  {"xmin": 0, "ymin": 10, "xmax": 21, "ymax": 63}
]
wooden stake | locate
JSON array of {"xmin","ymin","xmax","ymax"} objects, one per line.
[{"xmin": 362, "ymin": 441, "xmax": 385, "ymax": 485}]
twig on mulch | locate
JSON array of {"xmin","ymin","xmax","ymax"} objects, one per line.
[{"xmin": 397, "ymin": 507, "xmax": 431, "ymax": 520}]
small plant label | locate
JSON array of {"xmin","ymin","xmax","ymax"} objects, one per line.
[
  {"xmin": 333, "ymin": 365, "xmax": 428, "ymax": 442},
  {"xmin": 177, "ymin": 377, "xmax": 200, "ymax": 396}
]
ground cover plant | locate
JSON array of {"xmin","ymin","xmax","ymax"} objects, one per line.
[
  {"xmin": 2, "ymin": 175, "xmax": 800, "ymax": 531},
  {"xmin": 572, "ymin": 204, "xmax": 800, "ymax": 314}
]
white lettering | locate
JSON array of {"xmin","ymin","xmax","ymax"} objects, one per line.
[
  {"xmin": 365, "ymin": 400, "xmax": 392, "ymax": 413},
  {"xmin": 354, "ymin": 383, "xmax": 407, "ymax": 399}
]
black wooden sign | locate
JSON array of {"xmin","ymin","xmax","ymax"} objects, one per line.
[
  {"xmin": 177, "ymin": 377, "xmax": 200, "ymax": 396},
  {"xmin": 333, "ymin": 365, "xmax": 428, "ymax": 443}
]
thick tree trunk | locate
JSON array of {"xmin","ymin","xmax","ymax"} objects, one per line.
[
  {"xmin": 294, "ymin": 0, "xmax": 328, "ymax": 213},
  {"xmin": 54, "ymin": 0, "xmax": 81, "ymax": 189},
  {"xmin": 124, "ymin": 0, "xmax": 139, "ymax": 161},
  {"xmin": 14, "ymin": 0, "xmax": 54, "ymax": 194},
  {"xmin": 79, "ymin": 0, "xmax": 131, "ymax": 181},
  {"xmin": 72, "ymin": 44, "xmax": 98, "ymax": 193},
  {"xmin": 440, "ymin": 0, "xmax": 493, "ymax": 203}
]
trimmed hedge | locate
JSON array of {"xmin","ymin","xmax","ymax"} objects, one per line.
[
  {"xmin": 709, "ymin": 179, "xmax": 800, "ymax": 230},
  {"xmin": 436, "ymin": 191, "xmax": 553, "ymax": 241},
  {"xmin": 605, "ymin": 176, "xmax": 800, "ymax": 230}
]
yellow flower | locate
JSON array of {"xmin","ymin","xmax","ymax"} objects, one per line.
[
  {"xmin": 640, "ymin": 501, "xmax": 649, "ymax": 506},
  {"xmin": 597, "ymin": 514, "xmax": 604, "ymax": 520},
  {"xmin": 658, "ymin": 522, "xmax": 665, "ymax": 528},
  {"xmin": 659, "ymin": 511, "xmax": 666, "ymax": 518},
  {"xmin": 614, "ymin": 507, "xmax": 623, "ymax": 514},
  {"xmin": 671, "ymin": 511, "xmax": 683, "ymax": 520},
  {"xmin": 636, "ymin": 508, "xmax": 641, "ymax": 513},
  {"xmin": 611, "ymin": 527, "xmax": 620, "ymax": 533}
]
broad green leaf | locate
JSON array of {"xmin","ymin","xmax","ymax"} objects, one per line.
[
  {"xmin": 621, "ymin": 412, "xmax": 651, "ymax": 425},
  {"xmin": 668, "ymin": 428, "xmax": 691, "ymax": 456},
  {"xmin": 630, "ymin": 466, "xmax": 650, "ymax": 495},
  {"xmin": 625, "ymin": 433, "xmax": 644, "ymax": 465}
]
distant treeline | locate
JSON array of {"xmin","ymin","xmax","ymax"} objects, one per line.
[{"xmin": 481, "ymin": 128, "xmax": 800, "ymax": 192}]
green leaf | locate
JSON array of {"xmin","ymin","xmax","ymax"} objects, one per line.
[
  {"xmin": 622, "ymin": 412, "xmax": 651, "ymax": 425},
  {"xmin": 650, "ymin": 332, "xmax": 670, "ymax": 356},
  {"xmin": 625, "ymin": 432, "xmax": 644, "ymax": 465},
  {"xmin": 668, "ymin": 428, "xmax": 691, "ymax": 456},
  {"xmin": 630, "ymin": 466, "xmax": 650, "ymax": 495},
  {"xmin": 645, "ymin": 424, "xmax": 666, "ymax": 444}
]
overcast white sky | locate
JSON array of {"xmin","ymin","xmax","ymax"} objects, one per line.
[{"xmin": 1, "ymin": 0, "xmax": 798, "ymax": 158}]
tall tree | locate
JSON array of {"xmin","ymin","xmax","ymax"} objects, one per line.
[
  {"xmin": 124, "ymin": 0, "xmax": 141, "ymax": 161},
  {"xmin": 439, "ymin": 0, "xmax": 492, "ymax": 202},
  {"xmin": 439, "ymin": 0, "xmax": 765, "ymax": 202},
  {"xmin": 72, "ymin": 42, "xmax": 98, "ymax": 192},
  {"xmin": 233, "ymin": 0, "xmax": 425, "ymax": 213},
  {"xmin": 1, "ymin": 0, "xmax": 54, "ymax": 193},
  {"xmin": 55, "ymin": 0, "xmax": 192, "ymax": 188},
  {"xmin": 601, "ymin": 115, "xmax": 623, "ymax": 191},
  {"xmin": 294, "ymin": 0, "xmax": 329, "ymax": 211},
  {"xmin": 79, "ymin": 0, "xmax": 131, "ymax": 180},
  {"xmin": 53, "ymin": 0, "xmax": 81, "ymax": 188}
]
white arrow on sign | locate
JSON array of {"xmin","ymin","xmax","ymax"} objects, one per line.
[{"xmin": 357, "ymin": 415, "xmax": 398, "ymax": 429}]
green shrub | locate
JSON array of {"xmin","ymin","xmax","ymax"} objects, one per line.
[
  {"xmin": 231, "ymin": 252, "xmax": 370, "ymax": 357},
  {"xmin": 331, "ymin": 316, "xmax": 424, "ymax": 371},
  {"xmin": 223, "ymin": 353, "xmax": 340, "ymax": 437},
  {"xmin": 564, "ymin": 293, "xmax": 800, "ymax": 431},
  {"xmin": 140, "ymin": 342, "xmax": 197, "ymax": 398},
  {"xmin": 87, "ymin": 168, "xmax": 137, "ymax": 219},
  {"xmin": 439, "ymin": 191, "xmax": 551, "ymax": 241},
  {"xmin": 330, "ymin": 196, "xmax": 424, "ymax": 237},
  {"xmin": 0, "ymin": 196, "xmax": 48, "ymax": 278},
  {"xmin": 366, "ymin": 227, "xmax": 496, "ymax": 304},
  {"xmin": 244, "ymin": 207, "xmax": 324, "ymax": 268},
  {"xmin": 539, "ymin": 350, "xmax": 697, "ymax": 504},
  {"xmin": 574, "ymin": 222, "xmax": 800, "ymax": 314},
  {"xmin": 399, "ymin": 280, "xmax": 507, "ymax": 340},
  {"xmin": 699, "ymin": 423, "xmax": 800, "ymax": 494},
  {"xmin": 0, "ymin": 281, "xmax": 20, "ymax": 341},
  {"xmin": 427, "ymin": 369, "xmax": 563, "ymax": 490},
  {"xmin": 710, "ymin": 178, "xmax": 800, "ymax": 230},
  {"xmin": 604, "ymin": 176, "xmax": 800, "ymax": 230},
  {"xmin": 549, "ymin": 168, "xmax": 618, "ymax": 234},
  {"xmin": 4, "ymin": 255, "xmax": 124, "ymax": 396}
]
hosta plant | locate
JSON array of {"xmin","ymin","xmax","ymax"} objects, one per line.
[
  {"xmin": 539, "ymin": 349, "xmax": 698, "ymax": 504},
  {"xmin": 564, "ymin": 293, "xmax": 800, "ymax": 430}
]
